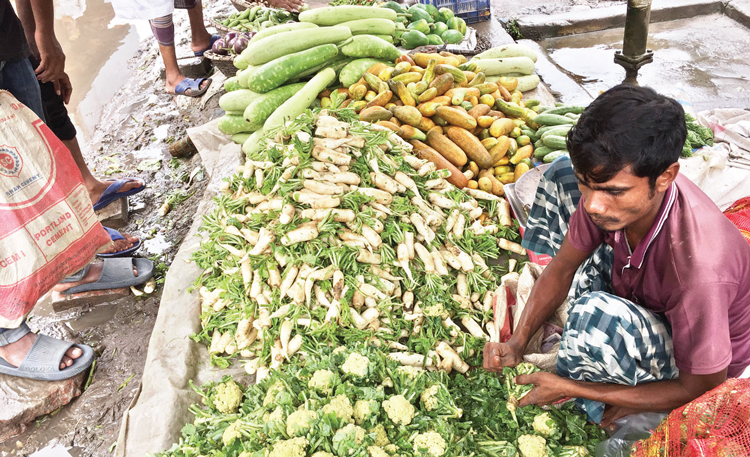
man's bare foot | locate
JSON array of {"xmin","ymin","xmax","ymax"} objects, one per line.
[
  {"xmin": 53, "ymin": 263, "xmax": 138, "ymax": 294},
  {"xmin": 165, "ymin": 77, "xmax": 210, "ymax": 96},
  {"xmin": 190, "ymin": 32, "xmax": 214, "ymax": 55},
  {"xmin": 88, "ymin": 178, "xmax": 144, "ymax": 208},
  {"xmin": 0, "ymin": 332, "xmax": 82, "ymax": 371},
  {"xmin": 99, "ymin": 233, "xmax": 140, "ymax": 255}
]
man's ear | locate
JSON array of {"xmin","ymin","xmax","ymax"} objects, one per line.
[{"xmin": 655, "ymin": 162, "xmax": 680, "ymax": 192}]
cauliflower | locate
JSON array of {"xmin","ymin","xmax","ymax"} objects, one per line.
[
  {"xmin": 213, "ymin": 380, "xmax": 243, "ymax": 414},
  {"xmin": 322, "ymin": 394, "xmax": 354, "ymax": 424},
  {"xmin": 268, "ymin": 437, "xmax": 308, "ymax": 457},
  {"xmin": 287, "ymin": 409, "xmax": 318, "ymax": 437},
  {"xmin": 517, "ymin": 434, "xmax": 547, "ymax": 457},
  {"xmin": 353, "ymin": 399, "xmax": 379, "ymax": 426},
  {"xmin": 367, "ymin": 446, "xmax": 389, "ymax": 457},
  {"xmin": 558, "ymin": 446, "xmax": 590, "ymax": 457},
  {"xmin": 341, "ymin": 352, "xmax": 370, "ymax": 378},
  {"xmin": 420, "ymin": 385, "xmax": 440, "ymax": 411},
  {"xmin": 332, "ymin": 423, "xmax": 367, "ymax": 457},
  {"xmin": 419, "ymin": 384, "xmax": 462, "ymax": 419},
  {"xmin": 368, "ymin": 424, "xmax": 389, "ymax": 447},
  {"xmin": 333, "ymin": 346, "xmax": 347, "ymax": 354},
  {"xmin": 381, "ymin": 377, "xmax": 394, "ymax": 388},
  {"xmin": 532, "ymin": 412, "xmax": 560, "ymax": 440},
  {"xmin": 413, "ymin": 431, "xmax": 446, "ymax": 457},
  {"xmin": 396, "ymin": 365, "xmax": 422, "ymax": 379},
  {"xmin": 264, "ymin": 380, "xmax": 288, "ymax": 407},
  {"xmin": 309, "ymin": 369, "xmax": 337, "ymax": 395},
  {"xmin": 423, "ymin": 303, "xmax": 449, "ymax": 319},
  {"xmin": 222, "ymin": 419, "xmax": 243, "ymax": 446},
  {"xmin": 382, "ymin": 395, "xmax": 415, "ymax": 425},
  {"xmin": 311, "ymin": 453, "xmax": 336, "ymax": 457},
  {"xmin": 384, "ymin": 444, "xmax": 398, "ymax": 454},
  {"xmin": 263, "ymin": 406, "xmax": 285, "ymax": 423}
]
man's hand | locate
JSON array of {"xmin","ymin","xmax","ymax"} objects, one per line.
[
  {"xmin": 483, "ymin": 340, "xmax": 524, "ymax": 372},
  {"xmin": 34, "ymin": 34, "xmax": 66, "ymax": 84},
  {"xmin": 515, "ymin": 372, "xmax": 570, "ymax": 407},
  {"xmin": 267, "ymin": 0, "xmax": 305, "ymax": 12},
  {"xmin": 55, "ymin": 72, "xmax": 73, "ymax": 104}
]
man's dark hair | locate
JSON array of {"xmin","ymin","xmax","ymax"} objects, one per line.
[{"xmin": 566, "ymin": 84, "xmax": 687, "ymax": 190}]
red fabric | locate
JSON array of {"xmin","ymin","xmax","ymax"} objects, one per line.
[{"xmin": 724, "ymin": 197, "xmax": 750, "ymax": 246}]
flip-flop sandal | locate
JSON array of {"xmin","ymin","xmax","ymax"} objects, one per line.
[
  {"xmin": 0, "ymin": 323, "xmax": 94, "ymax": 381},
  {"xmin": 92, "ymin": 178, "xmax": 146, "ymax": 211},
  {"xmin": 194, "ymin": 34, "xmax": 221, "ymax": 57},
  {"xmin": 62, "ymin": 257, "xmax": 155, "ymax": 295},
  {"xmin": 97, "ymin": 227, "xmax": 141, "ymax": 258},
  {"xmin": 174, "ymin": 77, "xmax": 212, "ymax": 98}
]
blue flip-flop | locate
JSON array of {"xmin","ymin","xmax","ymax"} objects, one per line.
[
  {"xmin": 97, "ymin": 226, "xmax": 141, "ymax": 258},
  {"xmin": 194, "ymin": 34, "xmax": 221, "ymax": 57},
  {"xmin": 174, "ymin": 77, "xmax": 212, "ymax": 98},
  {"xmin": 93, "ymin": 178, "xmax": 146, "ymax": 211}
]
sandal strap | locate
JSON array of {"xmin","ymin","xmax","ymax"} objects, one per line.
[
  {"xmin": 16, "ymin": 334, "xmax": 76, "ymax": 374},
  {"xmin": 59, "ymin": 264, "xmax": 91, "ymax": 284},
  {"xmin": 0, "ymin": 322, "xmax": 31, "ymax": 347}
]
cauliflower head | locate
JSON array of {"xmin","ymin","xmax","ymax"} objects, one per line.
[
  {"xmin": 396, "ymin": 365, "xmax": 422, "ymax": 379},
  {"xmin": 532, "ymin": 412, "xmax": 560, "ymax": 439},
  {"xmin": 413, "ymin": 431, "xmax": 446, "ymax": 457},
  {"xmin": 264, "ymin": 380, "xmax": 289, "ymax": 407},
  {"xmin": 213, "ymin": 380, "xmax": 243, "ymax": 414},
  {"xmin": 368, "ymin": 424, "xmax": 389, "ymax": 447},
  {"xmin": 311, "ymin": 452, "xmax": 336, "ymax": 457},
  {"xmin": 341, "ymin": 352, "xmax": 370, "ymax": 378},
  {"xmin": 322, "ymin": 394, "xmax": 354, "ymax": 424},
  {"xmin": 559, "ymin": 446, "xmax": 590, "ymax": 457},
  {"xmin": 518, "ymin": 434, "xmax": 547, "ymax": 457},
  {"xmin": 332, "ymin": 424, "xmax": 367, "ymax": 457},
  {"xmin": 287, "ymin": 409, "xmax": 318, "ymax": 437},
  {"xmin": 263, "ymin": 406, "xmax": 285, "ymax": 423},
  {"xmin": 423, "ymin": 303, "xmax": 449, "ymax": 319},
  {"xmin": 353, "ymin": 399, "xmax": 379, "ymax": 426},
  {"xmin": 382, "ymin": 395, "xmax": 415, "ymax": 425},
  {"xmin": 222, "ymin": 419, "xmax": 243, "ymax": 446},
  {"xmin": 268, "ymin": 437, "xmax": 308, "ymax": 457},
  {"xmin": 420, "ymin": 385, "xmax": 440, "ymax": 411},
  {"xmin": 309, "ymin": 369, "xmax": 337, "ymax": 396},
  {"xmin": 367, "ymin": 446, "xmax": 390, "ymax": 457}
]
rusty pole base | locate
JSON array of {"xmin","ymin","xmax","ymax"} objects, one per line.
[{"xmin": 614, "ymin": 49, "xmax": 654, "ymax": 85}]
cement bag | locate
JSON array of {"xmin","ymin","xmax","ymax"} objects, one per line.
[{"xmin": 0, "ymin": 91, "xmax": 110, "ymax": 328}]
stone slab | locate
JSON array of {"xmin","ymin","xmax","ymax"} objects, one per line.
[
  {"xmin": 517, "ymin": 39, "xmax": 594, "ymax": 106},
  {"xmin": 516, "ymin": 0, "xmax": 724, "ymax": 40},
  {"xmin": 96, "ymin": 197, "xmax": 129, "ymax": 229},
  {"xmin": 50, "ymin": 287, "xmax": 130, "ymax": 313},
  {"xmin": 0, "ymin": 371, "xmax": 86, "ymax": 443},
  {"xmin": 726, "ymin": 0, "xmax": 750, "ymax": 29}
]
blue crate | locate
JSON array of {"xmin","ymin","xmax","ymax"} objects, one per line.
[
  {"xmin": 457, "ymin": 8, "xmax": 491, "ymax": 24},
  {"xmin": 419, "ymin": 0, "xmax": 456, "ymax": 9}
]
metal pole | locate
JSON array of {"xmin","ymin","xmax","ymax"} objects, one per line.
[{"xmin": 614, "ymin": 0, "xmax": 654, "ymax": 85}]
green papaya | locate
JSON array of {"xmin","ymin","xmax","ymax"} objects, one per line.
[
  {"xmin": 447, "ymin": 17, "xmax": 466, "ymax": 35},
  {"xmin": 407, "ymin": 19, "xmax": 431, "ymax": 35},
  {"xmin": 421, "ymin": 3, "xmax": 439, "ymax": 19},
  {"xmin": 408, "ymin": 5, "xmax": 433, "ymax": 23},
  {"xmin": 427, "ymin": 34, "xmax": 444, "ymax": 45},
  {"xmin": 401, "ymin": 30, "xmax": 429, "ymax": 50},
  {"xmin": 441, "ymin": 29, "xmax": 464, "ymax": 44},
  {"xmin": 382, "ymin": 1, "xmax": 406, "ymax": 14},
  {"xmin": 433, "ymin": 21, "xmax": 449, "ymax": 36},
  {"xmin": 437, "ymin": 7, "xmax": 454, "ymax": 22}
]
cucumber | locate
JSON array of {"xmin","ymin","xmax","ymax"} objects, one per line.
[
  {"xmin": 472, "ymin": 57, "xmax": 535, "ymax": 76},
  {"xmin": 338, "ymin": 18, "xmax": 396, "ymax": 36},
  {"xmin": 219, "ymin": 89, "xmax": 261, "ymax": 112},
  {"xmin": 533, "ymin": 113, "xmax": 576, "ymax": 126},
  {"xmin": 474, "ymin": 44, "xmax": 538, "ymax": 62},
  {"xmin": 247, "ymin": 44, "xmax": 339, "ymax": 93},
  {"xmin": 218, "ymin": 114, "xmax": 261, "ymax": 135},
  {"xmin": 233, "ymin": 54, "xmax": 249, "ymax": 70},
  {"xmin": 241, "ymin": 26, "xmax": 351, "ymax": 66},
  {"xmin": 516, "ymin": 74, "xmax": 540, "ymax": 92},
  {"xmin": 238, "ymin": 65, "xmax": 262, "ymax": 88},
  {"xmin": 540, "ymin": 125, "xmax": 572, "ymax": 139},
  {"xmin": 296, "ymin": 55, "xmax": 351, "ymax": 80},
  {"xmin": 299, "ymin": 6, "xmax": 397, "ymax": 26},
  {"xmin": 247, "ymin": 22, "xmax": 319, "ymax": 46},
  {"xmin": 542, "ymin": 135, "xmax": 568, "ymax": 150},
  {"xmin": 232, "ymin": 133, "xmax": 252, "ymax": 145},
  {"xmin": 264, "ymin": 68, "xmax": 337, "ymax": 132},
  {"xmin": 339, "ymin": 58, "xmax": 390, "ymax": 87},
  {"xmin": 542, "ymin": 105, "xmax": 586, "ymax": 116},
  {"xmin": 224, "ymin": 77, "xmax": 242, "ymax": 92},
  {"xmin": 543, "ymin": 150, "xmax": 569, "ymax": 163},
  {"xmin": 532, "ymin": 145, "xmax": 554, "ymax": 159},
  {"xmin": 242, "ymin": 130, "xmax": 266, "ymax": 156},
  {"xmin": 243, "ymin": 83, "xmax": 307, "ymax": 126},
  {"xmin": 340, "ymin": 35, "xmax": 401, "ymax": 62}
]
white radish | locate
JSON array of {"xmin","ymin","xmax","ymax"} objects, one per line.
[
  {"xmin": 353, "ymin": 187, "xmax": 393, "ymax": 205},
  {"xmin": 463, "ymin": 187, "xmax": 502, "ymax": 201},
  {"xmin": 471, "ymin": 292, "xmax": 481, "ymax": 303},
  {"xmin": 241, "ymin": 259, "xmax": 252, "ymax": 291},
  {"xmin": 508, "ymin": 258, "xmax": 517, "ymax": 272},
  {"xmin": 410, "ymin": 213, "xmax": 435, "ymax": 244},
  {"xmin": 318, "ymin": 172, "xmax": 361, "ymax": 185},
  {"xmin": 372, "ymin": 265, "xmax": 401, "ymax": 282},
  {"xmin": 360, "ymin": 225, "xmax": 382, "ymax": 249},
  {"xmin": 394, "ymin": 172, "xmax": 419, "ymax": 195},
  {"xmin": 312, "ymin": 145, "xmax": 351, "ymax": 165},
  {"xmin": 279, "ymin": 203, "xmax": 296, "ymax": 224},
  {"xmin": 461, "ymin": 316, "xmax": 489, "ymax": 340},
  {"xmin": 249, "ymin": 270, "xmax": 262, "ymax": 299},
  {"xmin": 268, "ymin": 265, "xmax": 281, "ymax": 288},
  {"xmin": 403, "ymin": 155, "xmax": 426, "ymax": 170},
  {"xmin": 332, "ymin": 270, "xmax": 345, "ymax": 300},
  {"xmin": 397, "ymin": 243, "xmax": 413, "ymax": 281},
  {"xmin": 414, "ymin": 242, "xmax": 435, "ymax": 274},
  {"xmin": 311, "ymin": 161, "xmax": 341, "ymax": 173},
  {"xmin": 314, "ymin": 285, "xmax": 331, "ymax": 309},
  {"xmin": 498, "ymin": 238, "xmax": 527, "ymax": 256},
  {"xmin": 300, "ymin": 208, "xmax": 356, "ymax": 222},
  {"xmin": 436, "ymin": 342, "xmax": 469, "ymax": 373},
  {"xmin": 499, "ymin": 199, "xmax": 512, "ymax": 227},
  {"xmin": 315, "ymin": 115, "xmax": 349, "ymax": 138},
  {"xmin": 405, "ymin": 232, "xmax": 415, "ymax": 259},
  {"xmin": 449, "ymin": 245, "xmax": 475, "ymax": 272},
  {"xmin": 417, "ymin": 161, "xmax": 437, "ymax": 176},
  {"xmin": 243, "ymin": 192, "xmax": 268, "ymax": 205},
  {"xmin": 352, "ymin": 289, "xmax": 365, "ymax": 308},
  {"xmin": 452, "ymin": 294, "xmax": 472, "ymax": 309},
  {"xmin": 359, "ymin": 283, "xmax": 386, "ymax": 300},
  {"xmin": 356, "ymin": 250, "xmax": 382, "ymax": 265},
  {"xmin": 287, "ymin": 334, "xmax": 302, "ymax": 358},
  {"xmin": 402, "ymin": 290, "xmax": 414, "ymax": 311},
  {"xmin": 281, "ymin": 223, "xmax": 319, "ymax": 246},
  {"xmin": 431, "ymin": 250, "xmax": 449, "ymax": 276},
  {"xmin": 254, "ymin": 168, "xmax": 264, "ymax": 190},
  {"xmin": 443, "ymin": 317, "xmax": 461, "ymax": 337},
  {"xmin": 279, "ymin": 266, "xmax": 299, "ymax": 298},
  {"xmin": 370, "ymin": 172, "xmax": 400, "ymax": 194},
  {"xmin": 249, "ymin": 228, "xmax": 275, "ymax": 256},
  {"xmin": 269, "ymin": 304, "xmax": 291, "ymax": 319},
  {"xmin": 468, "ymin": 206, "xmax": 483, "ymax": 220},
  {"xmin": 240, "ymin": 228, "xmax": 260, "ymax": 245},
  {"xmin": 452, "ymin": 213, "xmax": 465, "ymax": 238},
  {"xmin": 428, "ymin": 193, "xmax": 457, "ymax": 210},
  {"xmin": 308, "ymin": 196, "xmax": 342, "ymax": 209},
  {"xmin": 279, "ymin": 320, "xmax": 293, "ymax": 356},
  {"xmin": 301, "ymin": 169, "xmax": 320, "ymax": 179},
  {"xmin": 388, "ymin": 352, "xmax": 434, "ymax": 368},
  {"xmin": 456, "ymin": 273, "xmax": 469, "ymax": 298},
  {"xmin": 303, "ymin": 180, "xmax": 346, "ymax": 195}
]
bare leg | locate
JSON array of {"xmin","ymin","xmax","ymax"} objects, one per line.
[
  {"xmin": 186, "ymin": 3, "xmax": 212, "ymax": 54},
  {"xmin": 159, "ymin": 43, "xmax": 210, "ymax": 95},
  {"xmin": 0, "ymin": 333, "xmax": 82, "ymax": 371}
]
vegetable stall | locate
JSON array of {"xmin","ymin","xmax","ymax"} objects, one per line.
[{"xmin": 122, "ymin": 4, "xmax": 634, "ymax": 457}]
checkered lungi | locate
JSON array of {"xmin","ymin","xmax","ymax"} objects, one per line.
[{"xmin": 521, "ymin": 156, "xmax": 679, "ymax": 423}]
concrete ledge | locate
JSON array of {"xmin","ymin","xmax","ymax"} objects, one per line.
[
  {"xmin": 517, "ymin": 0, "xmax": 724, "ymax": 40},
  {"xmin": 518, "ymin": 40, "xmax": 594, "ymax": 105},
  {"xmin": 725, "ymin": 0, "xmax": 750, "ymax": 29},
  {"xmin": 51, "ymin": 287, "xmax": 130, "ymax": 313},
  {"xmin": 97, "ymin": 197, "xmax": 129, "ymax": 229}
]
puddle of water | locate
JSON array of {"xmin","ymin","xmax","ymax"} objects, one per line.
[
  {"xmin": 540, "ymin": 14, "xmax": 750, "ymax": 111},
  {"xmin": 28, "ymin": 443, "xmax": 74, "ymax": 457},
  {"xmin": 143, "ymin": 233, "xmax": 172, "ymax": 255}
]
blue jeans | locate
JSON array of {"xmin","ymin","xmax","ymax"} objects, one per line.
[{"xmin": 0, "ymin": 58, "xmax": 45, "ymax": 121}]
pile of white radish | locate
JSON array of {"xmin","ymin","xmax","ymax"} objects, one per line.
[{"xmin": 192, "ymin": 108, "xmax": 526, "ymax": 378}]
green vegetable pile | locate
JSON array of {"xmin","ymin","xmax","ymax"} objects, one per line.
[
  {"xmin": 382, "ymin": 2, "xmax": 467, "ymax": 49},
  {"xmin": 192, "ymin": 105, "xmax": 525, "ymax": 373},
  {"xmin": 219, "ymin": 6, "xmax": 305, "ymax": 33},
  {"xmin": 154, "ymin": 345, "xmax": 606, "ymax": 457},
  {"xmin": 682, "ymin": 113, "xmax": 714, "ymax": 157}
]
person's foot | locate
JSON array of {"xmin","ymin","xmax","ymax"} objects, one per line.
[
  {"xmin": 165, "ymin": 76, "xmax": 210, "ymax": 96},
  {"xmin": 190, "ymin": 32, "xmax": 215, "ymax": 55},
  {"xmin": 0, "ymin": 332, "xmax": 82, "ymax": 371},
  {"xmin": 52, "ymin": 263, "xmax": 139, "ymax": 294},
  {"xmin": 88, "ymin": 178, "xmax": 144, "ymax": 209},
  {"xmin": 99, "ymin": 232, "xmax": 139, "ymax": 256}
]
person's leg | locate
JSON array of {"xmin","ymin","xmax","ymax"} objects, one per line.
[
  {"xmin": 184, "ymin": 0, "xmax": 213, "ymax": 54},
  {"xmin": 557, "ymin": 291, "xmax": 679, "ymax": 423},
  {"xmin": 0, "ymin": 323, "xmax": 82, "ymax": 371},
  {"xmin": 0, "ymin": 58, "xmax": 45, "ymax": 121},
  {"xmin": 149, "ymin": 14, "xmax": 209, "ymax": 95}
]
